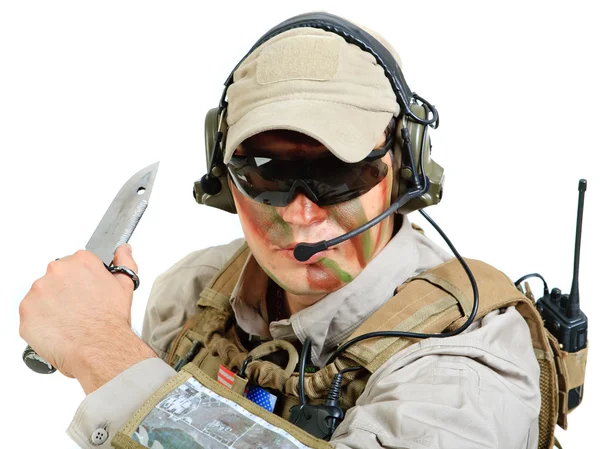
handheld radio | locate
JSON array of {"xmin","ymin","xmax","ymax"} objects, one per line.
[
  {"xmin": 516, "ymin": 179, "xmax": 589, "ymax": 414},
  {"xmin": 534, "ymin": 179, "xmax": 588, "ymax": 410}
]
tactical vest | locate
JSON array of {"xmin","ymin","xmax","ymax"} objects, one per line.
[{"xmin": 167, "ymin": 242, "xmax": 586, "ymax": 449}]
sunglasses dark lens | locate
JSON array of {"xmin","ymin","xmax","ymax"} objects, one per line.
[
  {"xmin": 228, "ymin": 156, "xmax": 295, "ymax": 206},
  {"xmin": 308, "ymin": 159, "xmax": 388, "ymax": 206},
  {"xmin": 228, "ymin": 154, "xmax": 388, "ymax": 207}
]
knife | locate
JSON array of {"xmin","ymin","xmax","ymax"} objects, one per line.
[{"xmin": 22, "ymin": 162, "xmax": 160, "ymax": 374}]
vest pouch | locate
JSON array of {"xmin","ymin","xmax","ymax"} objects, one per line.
[
  {"xmin": 563, "ymin": 343, "xmax": 588, "ymax": 411},
  {"xmin": 546, "ymin": 330, "xmax": 588, "ymax": 431},
  {"xmin": 111, "ymin": 363, "xmax": 333, "ymax": 449},
  {"xmin": 558, "ymin": 343, "xmax": 588, "ymax": 430}
]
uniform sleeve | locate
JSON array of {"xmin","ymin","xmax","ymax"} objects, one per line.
[
  {"xmin": 330, "ymin": 307, "xmax": 542, "ymax": 449},
  {"xmin": 66, "ymin": 239, "xmax": 245, "ymax": 448},
  {"xmin": 66, "ymin": 358, "xmax": 176, "ymax": 448}
]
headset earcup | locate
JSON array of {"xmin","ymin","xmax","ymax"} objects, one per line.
[
  {"xmin": 394, "ymin": 104, "xmax": 445, "ymax": 214},
  {"xmin": 192, "ymin": 108, "xmax": 237, "ymax": 213}
]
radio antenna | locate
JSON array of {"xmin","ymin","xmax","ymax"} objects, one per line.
[{"xmin": 567, "ymin": 179, "xmax": 587, "ymax": 318}]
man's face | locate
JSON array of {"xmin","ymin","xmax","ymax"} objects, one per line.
[{"xmin": 229, "ymin": 130, "xmax": 395, "ymax": 299}]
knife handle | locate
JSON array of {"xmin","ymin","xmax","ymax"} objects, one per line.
[
  {"xmin": 23, "ymin": 344, "xmax": 56, "ymax": 374},
  {"xmin": 23, "ymin": 257, "xmax": 60, "ymax": 374}
]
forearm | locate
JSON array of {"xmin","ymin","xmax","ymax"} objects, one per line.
[{"xmin": 77, "ymin": 327, "xmax": 159, "ymax": 395}]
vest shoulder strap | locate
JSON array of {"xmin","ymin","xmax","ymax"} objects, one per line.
[
  {"xmin": 196, "ymin": 242, "xmax": 251, "ymax": 310},
  {"xmin": 343, "ymin": 257, "xmax": 540, "ymax": 371}
]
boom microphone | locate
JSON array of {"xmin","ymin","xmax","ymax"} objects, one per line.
[{"xmin": 293, "ymin": 182, "xmax": 427, "ymax": 262}]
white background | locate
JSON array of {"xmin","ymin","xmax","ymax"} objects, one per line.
[{"xmin": 1, "ymin": 1, "xmax": 598, "ymax": 448}]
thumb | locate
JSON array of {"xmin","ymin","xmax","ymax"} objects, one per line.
[{"xmin": 112, "ymin": 243, "xmax": 139, "ymax": 293}]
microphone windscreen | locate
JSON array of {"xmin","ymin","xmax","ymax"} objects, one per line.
[{"xmin": 294, "ymin": 241, "xmax": 328, "ymax": 262}]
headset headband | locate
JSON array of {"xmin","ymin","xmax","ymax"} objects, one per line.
[{"xmin": 218, "ymin": 12, "xmax": 438, "ymax": 127}]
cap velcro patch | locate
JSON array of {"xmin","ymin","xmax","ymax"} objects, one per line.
[{"xmin": 257, "ymin": 35, "xmax": 340, "ymax": 84}]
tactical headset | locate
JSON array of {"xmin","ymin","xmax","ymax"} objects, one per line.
[{"xmin": 193, "ymin": 12, "xmax": 444, "ymax": 217}]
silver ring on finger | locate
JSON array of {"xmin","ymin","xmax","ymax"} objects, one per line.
[{"xmin": 108, "ymin": 265, "xmax": 140, "ymax": 290}]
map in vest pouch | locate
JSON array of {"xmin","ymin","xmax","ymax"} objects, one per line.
[{"xmin": 131, "ymin": 378, "xmax": 309, "ymax": 449}]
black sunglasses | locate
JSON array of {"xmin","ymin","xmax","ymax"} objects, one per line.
[{"xmin": 227, "ymin": 135, "xmax": 393, "ymax": 207}]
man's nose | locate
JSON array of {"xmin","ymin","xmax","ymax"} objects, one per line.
[{"xmin": 279, "ymin": 190, "xmax": 327, "ymax": 226}]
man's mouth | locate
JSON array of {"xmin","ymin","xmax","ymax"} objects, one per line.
[{"xmin": 276, "ymin": 244, "xmax": 334, "ymax": 264}]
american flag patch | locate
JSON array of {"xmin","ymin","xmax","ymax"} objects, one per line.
[
  {"xmin": 217, "ymin": 364, "xmax": 235, "ymax": 389},
  {"xmin": 246, "ymin": 386, "xmax": 278, "ymax": 412},
  {"xmin": 217, "ymin": 364, "xmax": 274, "ymax": 411}
]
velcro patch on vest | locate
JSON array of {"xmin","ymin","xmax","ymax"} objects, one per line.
[
  {"xmin": 218, "ymin": 364, "xmax": 249, "ymax": 396},
  {"xmin": 218, "ymin": 364, "xmax": 277, "ymax": 412},
  {"xmin": 247, "ymin": 386, "xmax": 278, "ymax": 413},
  {"xmin": 218, "ymin": 364, "xmax": 236, "ymax": 389}
]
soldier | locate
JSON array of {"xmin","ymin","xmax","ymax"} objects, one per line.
[{"xmin": 20, "ymin": 12, "xmax": 567, "ymax": 449}]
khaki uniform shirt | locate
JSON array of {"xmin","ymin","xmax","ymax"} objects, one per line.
[{"xmin": 67, "ymin": 217, "xmax": 541, "ymax": 448}]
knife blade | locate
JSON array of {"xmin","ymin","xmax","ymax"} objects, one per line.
[
  {"xmin": 23, "ymin": 161, "xmax": 160, "ymax": 374},
  {"xmin": 86, "ymin": 162, "xmax": 159, "ymax": 265}
]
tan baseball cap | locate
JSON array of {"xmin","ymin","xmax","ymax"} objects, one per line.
[{"xmin": 223, "ymin": 25, "xmax": 402, "ymax": 164}]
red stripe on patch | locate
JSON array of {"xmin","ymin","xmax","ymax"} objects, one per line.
[{"xmin": 217, "ymin": 364, "xmax": 235, "ymax": 389}]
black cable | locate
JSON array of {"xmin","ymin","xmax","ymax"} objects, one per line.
[
  {"xmin": 325, "ymin": 366, "xmax": 363, "ymax": 411},
  {"xmin": 325, "ymin": 118, "xmax": 480, "ymax": 366},
  {"xmin": 338, "ymin": 366, "xmax": 363, "ymax": 375},
  {"xmin": 173, "ymin": 341, "xmax": 202, "ymax": 372},
  {"xmin": 298, "ymin": 338, "xmax": 311, "ymax": 407},
  {"xmin": 514, "ymin": 273, "xmax": 549, "ymax": 297}
]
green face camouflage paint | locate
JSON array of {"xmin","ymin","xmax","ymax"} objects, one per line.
[
  {"xmin": 328, "ymin": 198, "xmax": 372, "ymax": 268},
  {"xmin": 306, "ymin": 263, "xmax": 344, "ymax": 291},
  {"xmin": 318, "ymin": 258, "xmax": 353, "ymax": 282},
  {"xmin": 234, "ymin": 190, "xmax": 293, "ymax": 250}
]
